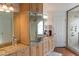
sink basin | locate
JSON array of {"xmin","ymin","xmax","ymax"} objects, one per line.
[{"xmin": 31, "ymin": 37, "xmax": 42, "ymax": 42}]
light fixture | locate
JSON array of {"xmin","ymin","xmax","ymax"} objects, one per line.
[
  {"xmin": 0, "ymin": 4, "xmax": 4, "ymax": 11},
  {"xmin": 9, "ymin": 6, "xmax": 14, "ymax": 11},
  {"xmin": 0, "ymin": 7, "xmax": 4, "ymax": 11},
  {"xmin": 0, "ymin": 4, "xmax": 14, "ymax": 12},
  {"xmin": 2, "ymin": 4, "xmax": 8, "ymax": 10}
]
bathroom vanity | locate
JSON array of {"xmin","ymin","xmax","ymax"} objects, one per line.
[
  {"xmin": 0, "ymin": 3, "xmax": 54, "ymax": 56},
  {"xmin": 0, "ymin": 36, "xmax": 54, "ymax": 56}
]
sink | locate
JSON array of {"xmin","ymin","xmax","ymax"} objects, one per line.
[{"xmin": 31, "ymin": 37, "xmax": 42, "ymax": 42}]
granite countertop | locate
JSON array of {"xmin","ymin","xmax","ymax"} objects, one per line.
[{"xmin": 0, "ymin": 43, "xmax": 28, "ymax": 56}]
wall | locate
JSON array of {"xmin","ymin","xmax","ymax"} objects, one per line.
[
  {"xmin": 53, "ymin": 12, "xmax": 66, "ymax": 47},
  {"xmin": 46, "ymin": 12, "xmax": 66, "ymax": 47}
]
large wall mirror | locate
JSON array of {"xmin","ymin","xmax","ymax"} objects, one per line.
[
  {"xmin": 0, "ymin": 12, "xmax": 13, "ymax": 47},
  {"xmin": 29, "ymin": 12, "xmax": 44, "ymax": 42},
  {"xmin": 67, "ymin": 5, "xmax": 79, "ymax": 55}
]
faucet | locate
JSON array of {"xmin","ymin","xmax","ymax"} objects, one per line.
[{"xmin": 12, "ymin": 35, "xmax": 17, "ymax": 46}]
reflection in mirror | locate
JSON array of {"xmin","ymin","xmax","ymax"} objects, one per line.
[
  {"xmin": 37, "ymin": 20, "xmax": 43, "ymax": 35},
  {"xmin": 0, "ymin": 12, "xmax": 13, "ymax": 47},
  {"xmin": 29, "ymin": 12, "xmax": 43, "ymax": 42}
]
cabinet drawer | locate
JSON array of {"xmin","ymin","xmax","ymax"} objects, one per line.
[{"xmin": 36, "ymin": 42, "xmax": 43, "ymax": 56}]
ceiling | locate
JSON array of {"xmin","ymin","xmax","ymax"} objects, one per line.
[{"xmin": 43, "ymin": 3, "xmax": 79, "ymax": 14}]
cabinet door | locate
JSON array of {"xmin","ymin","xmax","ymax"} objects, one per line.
[
  {"xmin": 48, "ymin": 37, "xmax": 54, "ymax": 51},
  {"xmin": 16, "ymin": 47, "xmax": 30, "ymax": 56},
  {"xmin": 48, "ymin": 39, "xmax": 51, "ymax": 51},
  {"xmin": 22, "ymin": 47, "xmax": 30, "ymax": 56},
  {"xmin": 37, "ymin": 3, "xmax": 43, "ymax": 13},
  {"xmin": 30, "ymin": 45, "xmax": 37, "ymax": 56},
  {"xmin": 43, "ymin": 40, "xmax": 48, "ymax": 56},
  {"xmin": 36, "ymin": 42, "xmax": 43, "ymax": 56},
  {"xmin": 30, "ymin": 3, "xmax": 43, "ymax": 13},
  {"xmin": 30, "ymin": 3, "xmax": 37, "ymax": 12},
  {"xmin": 16, "ymin": 49, "xmax": 24, "ymax": 56}
]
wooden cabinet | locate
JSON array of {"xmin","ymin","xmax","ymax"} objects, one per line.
[
  {"xmin": 42, "ymin": 37, "xmax": 55, "ymax": 56},
  {"xmin": 30, "ymin": 3, "xmax": 37, "ymax": 12},
  {"xmin": 30, "ymin": 3, "xmax": 43, "ymax": 13},
  {"xmin": 37, "ymin": 3, "xmax": 43, "ymax": 13},
  {"xmin": 48, "ymin": 37, "xmax": 55, "ymax": 52},
  {"xmin": 20, "ymin": 3, "xmax": 29, "ymax": 12}
]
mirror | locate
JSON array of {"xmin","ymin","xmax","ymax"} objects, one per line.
[
  {"xmin": 0, "ymin": 12, "xmax": 13, "ymax": 47},
  {"xmin": 29, "ymin": 12, "xmax": 44, "ymax": 42}
]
